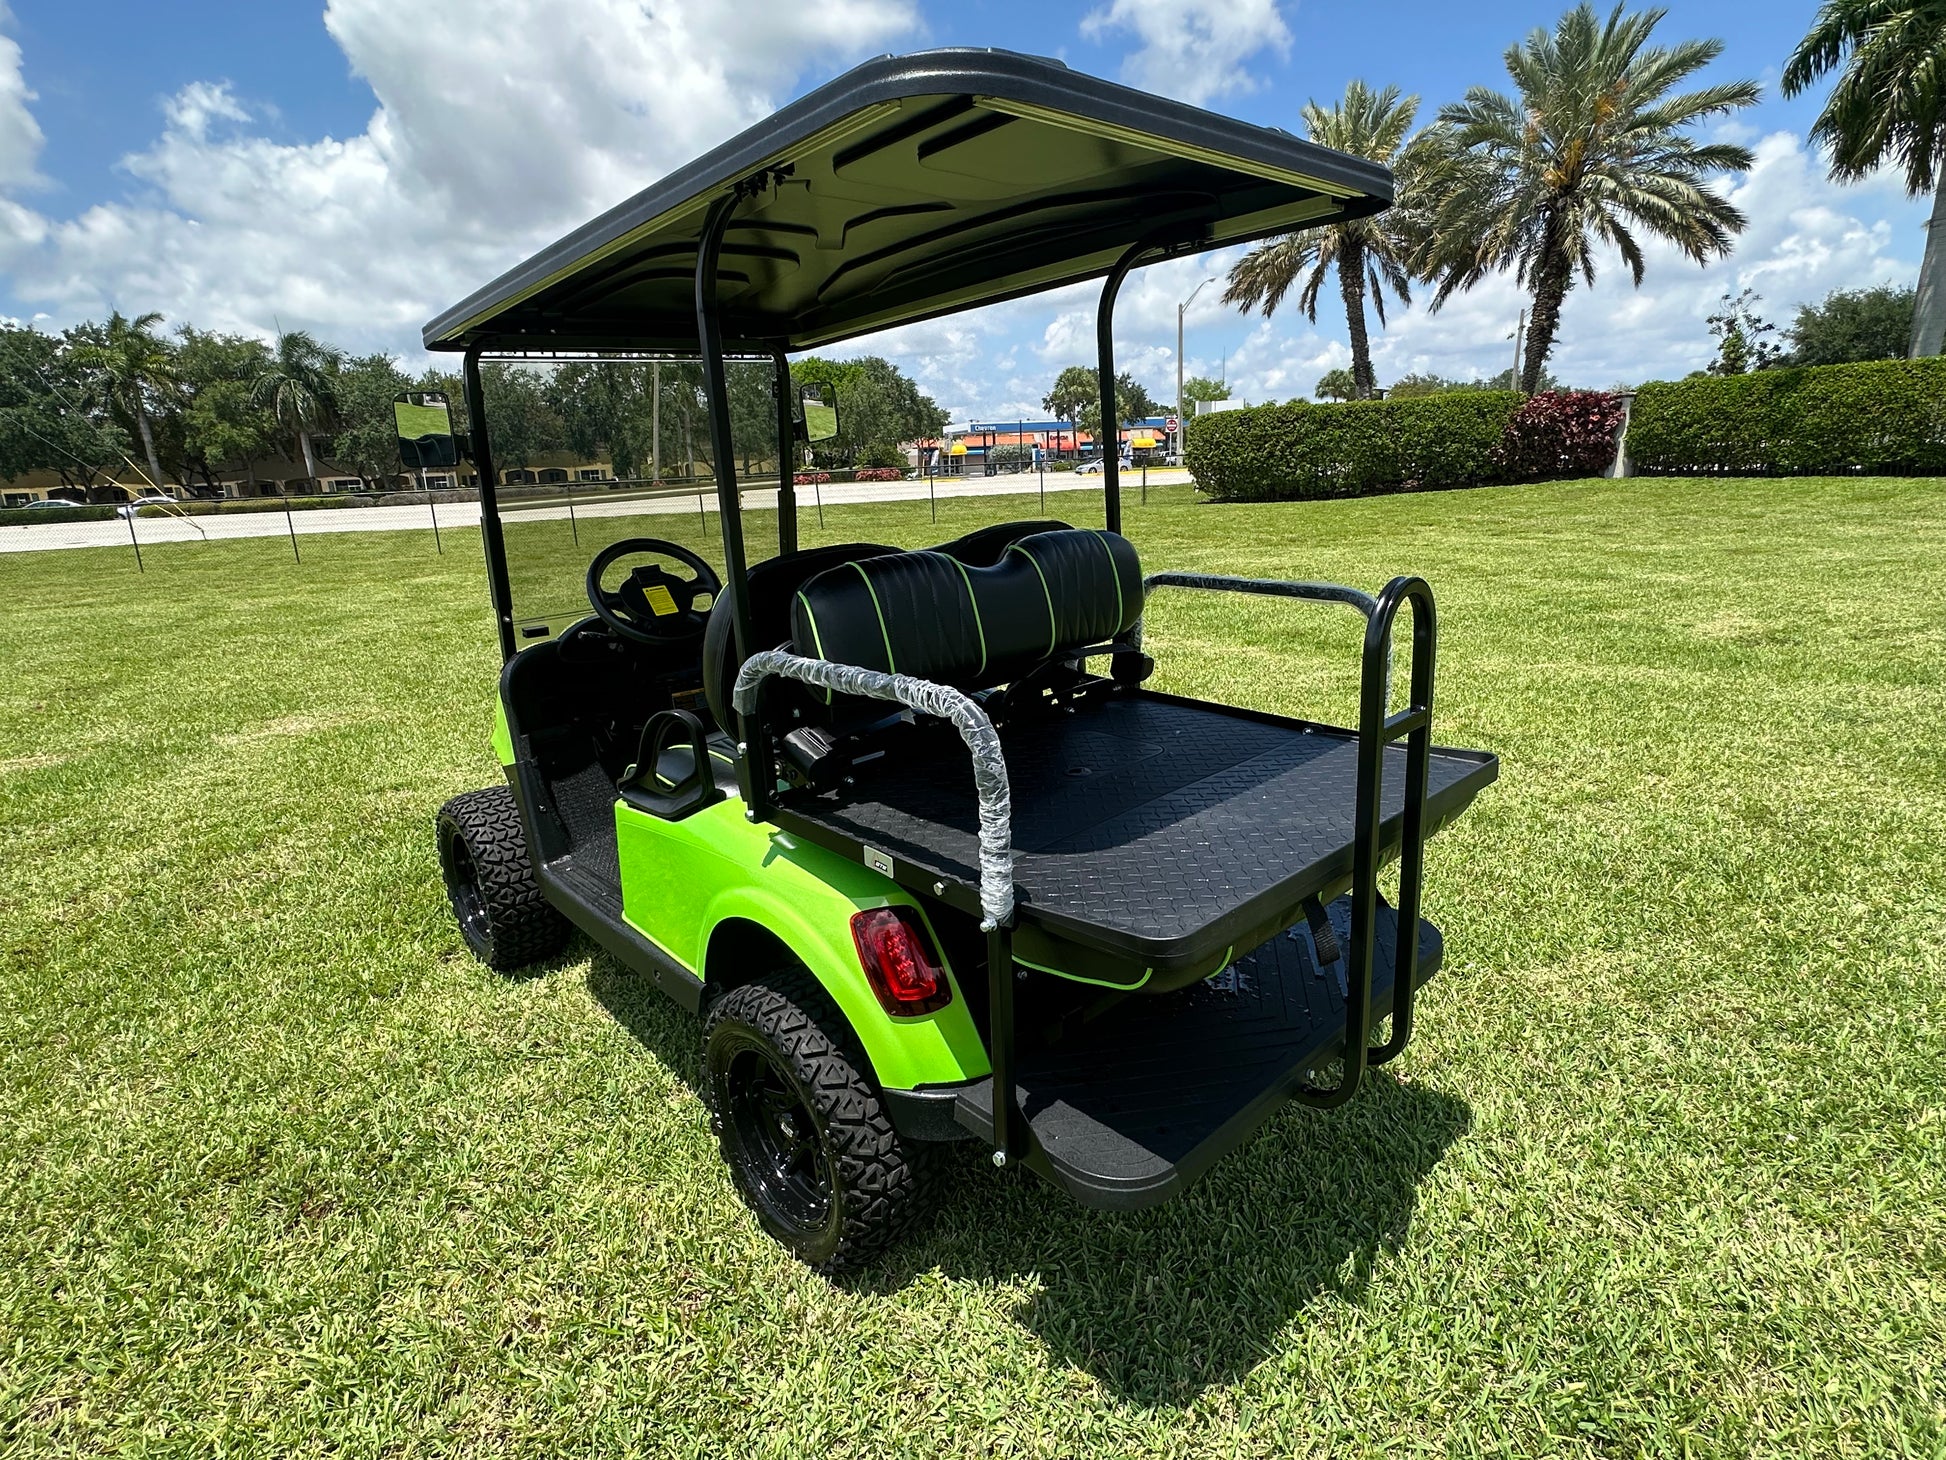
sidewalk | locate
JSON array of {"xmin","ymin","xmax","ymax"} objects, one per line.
[{"xmin": 0, "ymin": 469, "xmax": 1196, "ymax": 553}]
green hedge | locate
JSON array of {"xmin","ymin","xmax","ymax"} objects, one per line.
[
  {"xmin": 134, "ymin": 495, "xmax": 352, "ymax": 517},
  {"xmin": 1186, "ymin": 392, "xmax": 1524, "ymax": 502},
  {"xmin": 1630, "ymin": 358, "xmax": 1946, "ymax": 475},
  {"xmin": 1, "ymin": 502, "xmax": 120, "ymax": 524}
]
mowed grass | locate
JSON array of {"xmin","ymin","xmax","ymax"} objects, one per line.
[{"xmin": 2, "ymin": 475, "xmax": 1943, "ymax": 1458}]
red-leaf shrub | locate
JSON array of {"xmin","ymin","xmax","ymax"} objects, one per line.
[
  {"xmin": 1499, "ymin": 390, "xmax": 1627, "ymax": 481},
  {"xmin": 853, "ymin": 466, "xmax": 905, "ymax": 481},
  {"xmin": 793, "ymin": 471, "xmax": 831, "ymax": 485}
]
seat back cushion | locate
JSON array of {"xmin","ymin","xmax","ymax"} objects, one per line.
[
  {"xmin": 790, "ymin": 528, "xmax": 1141, "ymax": 691},
  {"xmin": 929, "ymin": 518, "xmax": 1072, "ymax": 567},
  {"xmin": 701, "ymin": 541, "xmax": 896, "ymax": 729}
]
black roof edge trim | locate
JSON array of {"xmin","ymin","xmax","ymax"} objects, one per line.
[{"xmin": 423, "ymin": 48, "xmax": 1392, "ymax": 352}]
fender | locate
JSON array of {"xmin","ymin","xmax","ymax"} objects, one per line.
[
  {"xmin": 700, "ymin": 875, "xmax": 989, "ymax": 1091},
  {"xmin": 612, "ymin": 795, "xmax": 989, "ymax": 1091}
]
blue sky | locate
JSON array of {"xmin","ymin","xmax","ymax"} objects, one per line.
[{"xmin": 0, "ymin": 0, "xmax": 1924, "ymax": 421}]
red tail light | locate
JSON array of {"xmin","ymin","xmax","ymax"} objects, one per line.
[{"xmin": 851, "ymin": 906, "xmax": 951, "ymax": 1016}]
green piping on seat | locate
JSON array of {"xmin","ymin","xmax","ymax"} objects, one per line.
[
  {"xmin": 1010, "ymin": 943, "xmax": 1234, "ymax": 991},
  {"xmin": 851, "ymin": 560, "xmax": 898, "ymax": 673},
  {"xmin": 941, "ymin": 551, "xmax": 988, "ymax": 676},
  {"xmin": 1094, "ymin": 529, "xmax": 1125, "ymax": 627},
  {"xmin": 1009, "ymin": 542, "xmax": 1058, "ymax": 656},
  {"xmin": 795, "ymin": 588, "xmax": 834, "ymax": 703}
]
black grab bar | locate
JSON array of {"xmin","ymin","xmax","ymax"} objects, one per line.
[{"xmin": 1295, "ymin": 574, "xmax": 1436, "ymax": 1108}]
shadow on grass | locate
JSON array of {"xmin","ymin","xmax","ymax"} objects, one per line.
[
  {"xmin": 587, "ymin": 952, "xmax": 1469, "ymax": 1406},
  {"xmin": 588, "ymin": 951, "xmax": 706, "ymax": 1084}
]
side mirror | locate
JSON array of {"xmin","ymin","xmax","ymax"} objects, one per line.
[
  {"xmin": 798, "ymin": 384, "xmax": 840, "ymax": 444},
  {"xmin": 395, "ymin": 392, "xmax": 458, "ymax": 469}
]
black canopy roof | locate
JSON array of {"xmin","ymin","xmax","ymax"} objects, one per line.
[{"xmin": 423, "ymin": 48, "xmax": 1392, "ymax": 355}]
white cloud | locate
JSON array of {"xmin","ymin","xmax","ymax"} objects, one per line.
[
  {"xmin": 0, "ymin": 0, "xmax": 919, "ymax": 349},
  {"xmin": 0, "ymin": 5, "xmax": 40, "ymax": 192},
  {"xmin": 1080, "ymin": 0, "xmax": 1291, "ymax": 106},
  {"xmin": 0, "ymin": 0, "xmax": 1930, "ymax": 426}
]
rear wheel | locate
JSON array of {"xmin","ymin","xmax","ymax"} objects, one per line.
[
  {"xmin": 436, "ymin": 786, "xmax": 570, "ymax": 972},
  {"xmin": 703, "ymin": 972, "xmax": 931, "ymax": 1272}
]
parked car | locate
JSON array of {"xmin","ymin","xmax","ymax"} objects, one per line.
[
  {"xmin": 116, "ymin": 496, "xmax": 178, "ymax": 519},
  {"xmin": 17, "ymin": 497, "xmax": 86, "ymax": 509},
  {"xmin": 1074, "ymin": 458, "xmax": 1103, "ymax": 474}
]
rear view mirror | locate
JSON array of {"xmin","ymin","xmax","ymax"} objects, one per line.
[
  {"xmin": 395, "ymin": 392, "xmax": 458, "ymax": 469},
  {"xmin": 798, "ymin": 385, "xmax": 840, "ymax": 444}
]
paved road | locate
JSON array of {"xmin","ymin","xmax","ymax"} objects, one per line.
[{"xmin": 0, "ymin": 469, "xmax": 1195, "ymax": 553}]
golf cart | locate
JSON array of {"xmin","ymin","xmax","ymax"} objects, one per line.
[{"xmin": 422, "ymin": 50, "xmax": 1498, "ymax": 1271}]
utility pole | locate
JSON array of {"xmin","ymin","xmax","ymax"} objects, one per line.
[
  {"xmin": 1511, "ymin": 308, "xmax": 1526, "ymax": 391},
  {"xmin": 651, "ymin": 359, "xmax": 661, "ymax": 483},
  {"xmin": 1177, "ymin": 276, "xmax": 1218, "ymax": 462}
]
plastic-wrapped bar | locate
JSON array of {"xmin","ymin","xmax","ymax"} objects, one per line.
[{"xmin": 732, "ymin": 649, "xmax": 1016, "ymax": 929}]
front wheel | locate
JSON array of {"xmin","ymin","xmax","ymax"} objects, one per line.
[
  {"xmin": 436, "ymin": 786, "xmax": 570, "ymax": 972},
  {"xmin": 703, "ymin": 972, "xmax": 931, "ymax": 1272}
]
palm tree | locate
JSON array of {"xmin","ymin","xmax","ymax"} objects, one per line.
[
  {"xmin": 1414, "ymin": 3, "xmax": 1760, "ymax": 392},
  {"xmin": 1783, "ymin": 0, "xmax": 1946, "ymax": 356},
  {"xmin": 72, "ymin": 310, "xmax": 178, "ymax": 493},
  {"xmin": 253, "ymin": 329, "xmax": 342, "ymax": 486},
  {"xmin": 1224, "ymin": 81, "xmax": 1422, "ymax": 400}
]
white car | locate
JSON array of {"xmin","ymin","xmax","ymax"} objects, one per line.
[
  {"xmin": 1073, "ymin": 459, "xmax": 1103, "ymax": 474},
  {"xmin": 116, "ymin": 495, "xmax": 179, "ymax": 518}
]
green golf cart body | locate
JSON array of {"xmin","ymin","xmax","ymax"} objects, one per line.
[{"xmin": 423, "ymin": 49, "xmax": 1498, "ymax": 1271}]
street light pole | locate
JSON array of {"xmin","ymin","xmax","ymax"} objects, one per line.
[{"xmin": 1177, "ymin": 275, "xmax": 1219, "ymax": 461}]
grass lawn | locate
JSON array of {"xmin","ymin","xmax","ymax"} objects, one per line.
[{"xmin": 2, "ymin": 475, "xmax": 1943, "ymax": 1457}]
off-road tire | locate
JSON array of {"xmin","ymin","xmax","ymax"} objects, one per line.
[
  {"xmin": 436, "ymin": 786, "xmax": 570, "ymax": 972},
  {"xmin": 703, "ymin": 972, "xmax": 932, "ymax": 1273}
]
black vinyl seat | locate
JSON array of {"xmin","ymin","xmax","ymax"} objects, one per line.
[
  {"xmin": 699, "ymin": 521, "xmax": 1079, "ymax": 729},
  {"xmin": 790, "ymin": 528, "xmax": 1141, "ymax": 693},
  {"xmin": 702, "ymin": 541, "xmax": 896, "ymax": 730}
]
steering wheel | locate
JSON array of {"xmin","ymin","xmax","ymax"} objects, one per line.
[{"xmin": 585, "ymin": 538, "xmax": 722, "ymax": 647}]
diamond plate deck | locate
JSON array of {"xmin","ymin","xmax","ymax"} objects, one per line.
[
  {"xmin": 782, "ymin": 691, "xmax": 1495, "ymax": 963},
  {"xmin": 955, "ymin": 896, "xmax": 1439, "ymax": 1209}
]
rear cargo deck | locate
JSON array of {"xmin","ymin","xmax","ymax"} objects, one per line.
[
  {"xmin": 776, "ymin": 690, "xmax": 1497, "ymax": 967},
  {"xmin": 955, "ymin": 894, "xmax": 1440, "ymax": 1207}
]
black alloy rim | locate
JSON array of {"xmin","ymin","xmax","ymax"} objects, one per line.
[
  {"xmin": 442, "ymin": 829, "xmax": 490, "ymax": 947},
  {"xmin": 721, "ymin": 1039, "xmax": 834, "ymax": 1235}
]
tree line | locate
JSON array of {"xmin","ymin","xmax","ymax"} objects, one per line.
[
  {"xmin": 1213, "ymin": 0, "xmax": 1946, "ymax": 401},
  {"xmin": 0, "ymin": 309, "xmax": 947, "ymax": 496},
  {"xmin": 1299, "ymin": 283, "xmax": 1917, "ymax": 401}
]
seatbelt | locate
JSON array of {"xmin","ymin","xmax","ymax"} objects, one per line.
[{"xmin": 1303, "ymin": 895, "xmax": 1347, "ymax": 999}]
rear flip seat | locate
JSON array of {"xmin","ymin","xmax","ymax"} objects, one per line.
[{"xmin": 790, "ymin": 528, "xmax": 1142, "ymax": 692}]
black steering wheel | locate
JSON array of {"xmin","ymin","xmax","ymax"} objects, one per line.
[{"xmin": 585, "ymin": 537, "xmax": 722, "ymax": 647}]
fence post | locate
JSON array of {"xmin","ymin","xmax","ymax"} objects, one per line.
[
  {"xmin": 279, "ymin": 479, "xmax": 301, "ymax": 563},
  {"xmin": 420, "ymin": 466, "xmax": 443, "ymax": 553},
  {"xmin": 122, "ymin": 493, "xmax": 145, "ymax": 573}
]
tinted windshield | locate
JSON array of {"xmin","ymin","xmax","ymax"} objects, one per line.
[{"xmin": 481, "ymin": 356, "xmax": 784, "ymax": 642}]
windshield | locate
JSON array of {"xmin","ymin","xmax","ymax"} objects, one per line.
[{"xmin": 477, "ymin": 356, "xmax": 785, "ymax": 642}]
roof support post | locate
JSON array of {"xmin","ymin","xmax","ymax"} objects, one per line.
[
  {"xmin": 773, "ymin": 347, "xmax": 798, "ymax": 557},
  {"xmin": 463, "ymin": 345, "xmax": 517, "ymax": 661},
  {"xmin": 1097, "ymin": 227, "xmax": 1208, "ymax": 534},
  {"xmin": 696, "ymin": 191, "xmax": 754, "ymax": 665},
  {"xmin": 1096, "ymin": 236, "xmax": 1172, "ymax": 536},
  {"xmin": 698, "ymin": 185, "xmax": 780, "ymax": 813}
]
